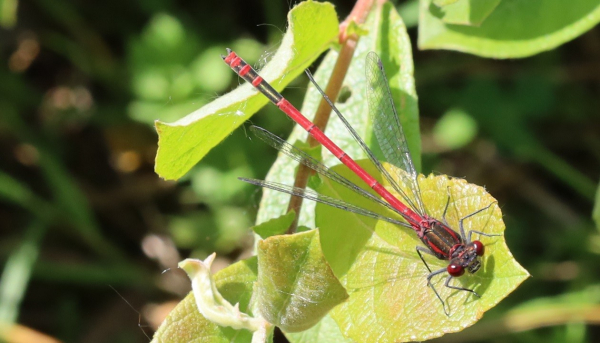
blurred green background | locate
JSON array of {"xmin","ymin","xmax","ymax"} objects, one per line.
[{"xmin": 0, "ymin": 0, "xmax": 599, "ymax": 342}]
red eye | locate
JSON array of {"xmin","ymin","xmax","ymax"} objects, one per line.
[
  {"xmin": 472, "ymin": 240, "xmax": 484, "ymax": 256},
  {"xmin": 447, "ymin": 263, "xmax": 464, "ymax": 277}
]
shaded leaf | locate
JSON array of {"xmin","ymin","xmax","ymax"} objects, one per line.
[
  {"xmin": 252, "ymin": 210, "xmax": 296, "ymax": 239},
  {"xmin": 448, "ymin": 285, "xmax": 600, "ymax": 341}
]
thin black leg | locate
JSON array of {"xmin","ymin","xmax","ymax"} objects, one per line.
[
  {"xmin": 459, "ymin": 201, "xmax": 498, "ymax": 242},
  {"xmin": 444, "ymin": 274, "xmax": 480, "ymax": 298},
  {"xmin": 467, "ymin": 229, "xmax": 502, "ymax": 242},
  {"xmin": 441, "ymin": 186, "xmax": 452, "ymax": 226},
  {"xmin": 416, "ymin": 246, "xmax": 436, "ymax": 273},
  {"xmin": 426, "ymin": 267, "xmax": 449, "ymax": 316}
]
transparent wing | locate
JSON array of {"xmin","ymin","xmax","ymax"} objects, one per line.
[
  {"xmin": 250, "ymin": 126, "xmax": 404, "ymax": 219},
  {"xmin": 239, "ymin": 177, "xmax": 409, "ymax": 227},
  {"xmin": 304, "ymin": 69, "xmax": 423, "ymax": 219},
  {"xmin": 365, "ymin": 52, "xmax": 426, "ymax": 216}
]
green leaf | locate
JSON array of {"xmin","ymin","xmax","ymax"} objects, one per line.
[
  {"xmin": 151, "ymin": 257, "xmax": 258, "ymax": 343},
  {"xmin": 257, "ymin": 230, "xmax": 348, "ymax": 332},
  {"xmin": 256, "ymin": 1, "xmax": 420, "ymax": 228},
  {"xmin": 0, "ymin": 221, "xmax": 46, "ymax": 324},
  {"xmin": 433, "ymin": 108, "xmax": 478, "ymax": 150},
  {"xmin": 284, "ymin": 314, "xmax": 353, "ymax": 343},
  {"xmin": 154, "ymin": 1, "xmax": 339, "ymax": 180},
  {"xmin": 594, "ymin": 182, "xmax": 600, "ymax": 231},
  {"xmin": 0, "ymin": 0, "xmax": 17, "ymax": 28},
  {"xmin": 450, "ymin": 285, "xmax": 600, "ymax": 341},
  {"xmin": 0, "ymin": 170, "xmax": 53, "ymax": 222},
  {"xmin": 433, "ymin": 0, "xmax": 460, "ymax": 7},
  {"xmin": 419, "ymin": 0, "xmax": 600, "ymax": 58},
  {"xmin": 316, "ymin": 161, "xmax": 529, "ymax": 342},
  {"xmin": 252, "ymin": 210, "xmax": 296, "ymax": 239},
  {"xmin": 398, "ymin": 0, "xmax": 420, "ymax": 29},
  {"xmin": 433, "ymin": 0, "xmax": 501, "ymax": 26}
]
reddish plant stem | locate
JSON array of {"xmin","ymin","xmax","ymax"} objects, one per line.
[{"xmin": 285, "ymin": 0, "xmax": 375, "ymax": 234}]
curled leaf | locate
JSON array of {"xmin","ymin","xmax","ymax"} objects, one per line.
[
  {"xmin": 152, "ymin": 257, "xmax": 258, "ymax": 342},
  {"xmin": 179, "ymin": 254, "xmax": 263, "ymax": 332}
]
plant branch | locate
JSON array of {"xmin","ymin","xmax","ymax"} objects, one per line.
[{"xmin": 285, "ymin": 0, "xmax": 375, "ymax": 233}]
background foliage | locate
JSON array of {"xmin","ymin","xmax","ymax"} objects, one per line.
[{"xmin": 0, "ymin": 0, "xmax": 599, "ymax": 342}]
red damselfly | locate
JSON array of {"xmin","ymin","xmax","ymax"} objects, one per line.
[{"xmin": 223, "ymin": 49, "xmax": 498, "ymax": 315}]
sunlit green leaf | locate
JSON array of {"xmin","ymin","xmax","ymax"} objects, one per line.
[
  {"xmin": 0, "ymin": 221, "xmax": 45, "ymax": 324},
  {"xmin": 433, "ymin": 0, "xmax": 459, "ymax": 6},
  {"xmin": 285, "ymin": 314, "xmax": 353, "ymax": 343},
  {"xmin": 155, "ymin": 1, "xmax": 339, "ymax": 180},
  {"xmin": 432, "ymin": 0, "xmax": 501, "ymax": 26},
  {"xmin": 419, "ymin": 0, "xmax": 600, "ymax": 58},
  {"xmin": 398, "ymin": 0, "xmax": 420, "ymax": 28},
  {"xmin": 257, "ymin": 230, "xmax": 348, "ymax": 332},
  {"xmin": 316, "ymin": 161, "xmax": 529, "ymax": 342},
  {"xmin": 256, "ymin": 2, "xmax": 420, "ymax": 228}
]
